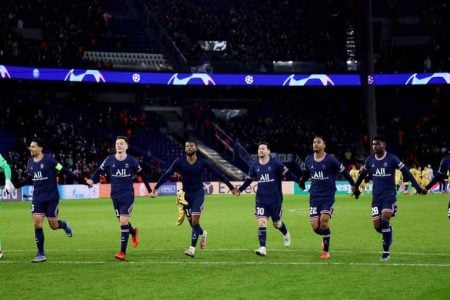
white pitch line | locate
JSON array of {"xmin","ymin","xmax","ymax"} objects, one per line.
[
  {"xmin": 4, "ymin": 248, "xmax": 450, "ymax": 256},
  {"xmin": 1, "ymin": 260, "xmax": 450, "ymax": 268}
]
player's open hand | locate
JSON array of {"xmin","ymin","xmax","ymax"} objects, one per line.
[{"xmin": 86, "ymin": 179, "xmax": 94, "ymax": 187}]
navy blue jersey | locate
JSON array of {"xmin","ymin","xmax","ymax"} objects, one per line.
[
  {"xmin": 437, "ymin": 155, "xmax": 450, "ymax": 176},
  {"xmin": 27, "ymin": 154, "xmax": 60, "ymax": 202},
  {"xmin": 97, "ymin": 154, "xmax": 142, "ymax": 199},
  {"xmin": 361, "ymin": 152, "xmax": 404, "ymax": 196},
  {"xmin": 303, "ymin": 153, "xmax": 345, "ymax": 198},
  {"xmin": 246, "ymin": 157, "xmax": 289, "ymax": 204},
  {"xmin": 155, "ymin": 156, "xmax": 234, "ymax": 193}
]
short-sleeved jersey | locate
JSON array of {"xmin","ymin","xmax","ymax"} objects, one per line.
[
  {"xmin": 420, "ymin": 168, "xmax": 430, "ymax": 186},
  {"xmin": 395, "ymin": 169, "xmax": 403, "ymax": 185},
  {"xmin": 27, "ymin": 154, "xmax": 59, "ymax": 202},
  {"xmin": 99, "ymin": 154, "xmax": 142, "ymax": 200},
  {"xmin": 411, "ymin": 168, "xmax": 422, "ymax": 183},
  {"xmin": 361, "ymin": 152, "xmax": 404, "ymax": 196},
  {"xmin": 437, "ymin": 155, "xmax": 450, "ymax": 176},
  {"xmin": 156, "ymin": 156, "xmax": 233, "ymax": 193},
  {"xmin": 246, "ymin": 157, "xmax": 289, "ymax": 204},
  {"xmin": 303, "ymin": 153, "xmax": 345, "ymax": 198},
  {"xmin": 349, "ymin": 168, "xmax": 359, "ymax": 182}
]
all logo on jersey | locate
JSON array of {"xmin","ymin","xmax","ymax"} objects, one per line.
[
  {"xmin": 115, "ymin": 168, "xmax": 129, "ymax": 176},
  {"xmin": 312, "ymin": 171, "xmax": 324, "ymax": 179},
  {"xmin": 34, "ymin": 171, "xmax": 43, "ymax": 179},
  {"xmin": 375, "ymin": 168, "xmax": 386, "ymax": 175},
  {"xmin": 259, "ymin": 173, "xmax": 271, "ymax": 182}
]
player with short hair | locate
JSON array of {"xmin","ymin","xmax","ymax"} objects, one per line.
[
  {"xmin": 352, "ymin": 136, "xmax": 426, "ymax": 261},
  {"xmin": 22, "ymin": 137, "xmax": 87, "ymax": 263},
  {"xmin": 150, "ymin": 139, "xmax": 239, "ymax": 258},
  {"xmin": 299, "ymin": 136, "xmax": 359, "ymax": 259},
  {"xmin": 237, "ymin": 142, "xmax": 300, "ymax": 257},
  {"xmin": 425, "ymin": 152, "xmax": 450, "ymax": 219},
  {"xmin": 0, "ymin": 153, "xmax": 16, "ymax": 259},
  {"xmin": 86, "ymin": 136, "xmax": 152, "ymax": 261}
]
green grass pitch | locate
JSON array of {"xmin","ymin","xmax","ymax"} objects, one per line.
[{"xmin": 1, "ymin": 193, "xmax": 449, "ymax": 299}]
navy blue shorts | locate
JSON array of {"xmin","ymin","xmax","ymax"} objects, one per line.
[
  {"xmin": 254, "ymin": 200, "xmax": 282, "ymax": 222},
  {"xmin": 32, "ymin": 199, "xmax": 59, "ymax": 218},
  {"xmin": 113, "ymin": 196, "xmax": 134, "ymax": 217},
  {"xmin": 309, "ymin": 196, "xmax": 335, "ymax": 219},
  {"xmin": 371, "ymin": 193, "xmax": 397, "ymax": 220},
  {"xmin": 184, "ymin": 189, "xmax": 205, "ymax": 216}
]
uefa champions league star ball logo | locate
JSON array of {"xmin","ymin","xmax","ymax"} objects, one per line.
[
  {"xmin": 64, "ymin": 69, "xmax": 106, "ymax": 82},
  {"xmin": 404, "ymin": 73, "xmax": 450, "ymax": 85},
  {"xmin": 167, "ymin": 73, "xmax": 216, "ymax": 86},
  {"xmin": 282, "ymin": 74, "xmax": 335, "ymax": 86},
  {"xmin": 132, "ymin": 73, "xmax": 141, "ymax": 83},
  {"xmin": 0, "ymin": 65, "xmax": 11, "ymax": 79},
  {"xmin": 245, "ymin": 75, "xmax": 254, "ymax": 85}
]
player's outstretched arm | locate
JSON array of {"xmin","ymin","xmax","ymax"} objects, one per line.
[
  {"xmin": 298, "ymin": 169, "xmax": 310, "ymax": 190},
  {"xmin": 401, "ymin": 167, "xmax": 427, "ymax": 195},
  {"xmin": 137, "ymin": 169, "xmax": 152, "ymax": 194}
]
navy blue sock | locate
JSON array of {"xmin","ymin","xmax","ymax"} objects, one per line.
[
  {"xmin": 381, "ymin": 220, "xmax": 392, "ymax": 252},
  {"xmin": 258, "ymin": 227, "xmax": 267, "ymax": 247},
  {"xmin": 57, "ymin": 220, "xmax": 67, "ymax": 230},
  {"xmin": 277, "ymin": 222, "xmax": 288, "ymax": 235},
  {"xmin": 35, "ymin": 228, "xmax": 44, "ymax": 255},
  {"xmin": 191, "ymin": 224, "xmax": 203, "ymax": 247},
  {"xmin": 447, "ymin": 201, "xmax": 450, "ymax": 218},
  {"xmin": 314, "ymin": 228, "xmax": 322, "ymax": 235},
  {"xmin": 128, "ymin": 222, "xmax": 135, "ymax": 236},
  {"xmin": 321, "ymin": 228, "xmax": 331, "ymax": 252},
  {"xmin": 120, "ymin": 224, "xmax": 130, "ymax": 253}
]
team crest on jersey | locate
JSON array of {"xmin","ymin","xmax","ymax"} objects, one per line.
[
  {"xmin": 125, "ymin": 163, "xmax": 129, "ymax": 168},
  {"xmin": 40, "ymin": 164, "xmax": 44, "ymax": 169},
  {"xmin": 384, "ymin": 162, "xmax": 388, "ymax": 167}
]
